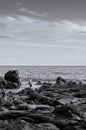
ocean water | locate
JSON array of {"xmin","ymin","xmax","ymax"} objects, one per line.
[{"xmin": 0, "ymin": 66, "xmax": 86, "ymax": 81}]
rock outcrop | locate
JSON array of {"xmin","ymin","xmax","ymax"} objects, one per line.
[
  {"xmin": 0, "ymin": 74, "xmax": 86, "ymax": 130},
  {"xmin": 4, "ymin": 70, "xmax": 21, "ymax": 89}
]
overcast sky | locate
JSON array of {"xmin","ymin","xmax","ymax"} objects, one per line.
[{"xmin": 0, "ymin": 0, "xmax": 86, "ymax": 65}]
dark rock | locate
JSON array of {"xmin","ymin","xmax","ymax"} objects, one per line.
[
  {"xmin": 0, "ymin": 119, "xmax": 61, "ymax": 130},
  {"xmin": 17, "ymin": 103, "xmax": 31, "ymax": 110},
  {"xmin": 39, "ymin": 91, "xmax": 54, "ymax": 98},
  {"xmin": 62, "ymin": 120, "xmax": 86, "ymax": 130},
  {"xmin": 53, "ymin": 105, "xmax": 73, "ymax": 118},
  {"xmin": 35, "ymin": 80, "xmax": 42, "ymax": 85},
  {"xmin": 4, "ymin": 70, "xmax": 21, "ymax": 89},
  {"xmin": 0, "ymin": 77, "xmax": 7, "ymax": 89},
  {"xmin": 53, "ymin": 105, "xmax": 83, "ymax": 120},
  {"xmin": 56, "ymin": 77, "xmax": 66, "ymax": 85},
  {"xmin": 18, "ymin": 87, "xmax": 61, "ymax": 106},
  {"xmin": 4, "ymin": 70, "xmax": 20, "ymax": 84},
  {"xmin": 38, "ymin": 83, "xmax": 52, "ymax": 93},
  {"xmin": 17, "ymin": 87, "xmax": 35, "ymax": 96},
  {"xmin": 5, "ymin": 82, "xmax": 20, "ymax": 89},
  {"xmin": 54, "ymin": 119, "xmax": 78, "ymax": 130},
  {"xmin": 67, "ymin": 81, "xmax": 78, "ymax": 88},
  {"xmin": 74, "ymin": 91, "xmax": 86, "ymax": 98},
  {"xmin": 0, "ymin": 119, "xmax": 31, "ymax": 130},
  {"xmin": 48, "ymin": 98, "xmax": 61, "ymax": 107},
  {"xmin": 29, "ymin": 123, "xmax": 60, "ymax": 130},
  {"xmin": 31, "ymin": 93, "xmax": 50, "ymax": 105}
]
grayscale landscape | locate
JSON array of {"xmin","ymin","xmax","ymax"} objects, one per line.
[{"xmin": 0, "ymin": 0, "xmax": 86, "ymax": 130}]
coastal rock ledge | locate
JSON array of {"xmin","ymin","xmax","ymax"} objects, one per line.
[{"xmin": 0, "ymin": 70, "xmax": 86, "ymax": 130}]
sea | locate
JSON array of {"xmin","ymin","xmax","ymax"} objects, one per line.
[{"xmin": 0, "ymin": 66, "xmax": 86, "ymax": 82}]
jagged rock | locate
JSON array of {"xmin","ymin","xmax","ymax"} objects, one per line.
[
  {"xmin": 4, "ymin": 70, "xmax": 21, "ymax": 89},
  {"xmin": 56, "ymin": 77, "xmax": 66, "ymax": 85}
]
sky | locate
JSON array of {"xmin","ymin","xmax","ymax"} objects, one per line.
[{"xmin": 0, "ymin": 0, "xmax": 86, "ymax": 65}]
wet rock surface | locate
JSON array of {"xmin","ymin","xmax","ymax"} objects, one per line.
[{"xmin": 0, "ymin": 71, "xmax": 86, "ymax": 129}]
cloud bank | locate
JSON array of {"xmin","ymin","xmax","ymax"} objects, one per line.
[{"xmin": 0, "ymin": 15, "xmax": 86, "ymax": 65}]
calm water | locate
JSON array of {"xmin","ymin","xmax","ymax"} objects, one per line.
[{"xmin": 0, "ymin": 66, "xmax": 86, "ymax": 81}]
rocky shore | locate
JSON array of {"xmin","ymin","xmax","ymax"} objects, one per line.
[{"xmin": 0, "ymin": 70, "xmax": 86, "ymax": 130}]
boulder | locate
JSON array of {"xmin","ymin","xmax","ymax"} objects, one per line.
[
  {"xmin": 55, "ymin": 77, "xmax": 66, "ymax": 86},
  {"xmin": 4, "ymin": 70, "xmax": 21, "ymax": 89}
]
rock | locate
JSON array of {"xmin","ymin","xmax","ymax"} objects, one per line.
[
  {"xmin": 6, "ymin": 82, "xmax": 20, "ymax": 89},
  {"xmin": 18, "ymin": 87, "xmax": 61, "ymax": 106},
  {"xmin": 0, "ymin": 77, "xmax": 7, "ymax": 89},
  {"xmin": 74, "ymin": 91, "xmax": 86, "ymax": 98},
  {"xmin": 35, "ymin": 80, "xmax": 42, "ymax": 85},
  {"xmin": 38, "ymin": 83, "xmax": 52, "ymax": 93},
  {"xmin": 17, "ymin": 87, "xmax": 35, "ymax": 96},
  {"xmin": 53, "ymin": 105, "xmax": 83, "ymax": 120},
  {"xmin": 4, "ymin": 70, "xmax": 21, "ymax": 89},
  {"xmin": 67, "ymin": 81, "xmax": 78, "ymax": 88},
  {"xmin": 4, "ymin": 70, "xmax": 20, "ymax": 84},
  {"xmin": 17, "ymin": 103, "xmax": 31, "ymax": 110},
  {"xmin": 54, "ymin": 119, "xmax": 78, "ymax": 130},
  {"xmin": 0, "ymin": 119, "xmax": 61, "ymax": 130},
  {"xmin": 53, "ymin": 105, "xmax": 73, "ymax": 118},
  {"xmin": 56, "ymin": 77, "xmax": 66, "ymax": 85},
  {"xmin": 0, "ymin": 119, "xmax": 31, "ymax": 130},
  {"xmin": 39, "ymin": 91, "xmax": 54, "ymax": 98},
  {"xmin": 48, "ymin": 98, "xmax": 61, "ymax": 107},
  {"xmin": 28, "ymin": 123, "xmax": 60, "ymax": 130}
]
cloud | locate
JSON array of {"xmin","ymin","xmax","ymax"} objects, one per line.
[
  {"xmin": 61, "ymin": 20, "xmax": 79, "ymax": 31},
  {"xmin": 0, "ymin": 34, "xmax": 13, "ymax": 39},
  {"xmin": 0, "ymin": 15, "xmax": 86, "ymax": 45},
  {"xmin": 19, "ymin": 8, "xmax": 48, "ymax": 17},
  {"xmin": 80, "ymin": 31, "xmax": 86, "ymax": 34},
  {"xmin": 61, "ymin": 20, "xmax": 86, "ymax": 32},
  {"xmin": 0, "ymin": 15, "xmax": 86, "ymax": 65}
]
